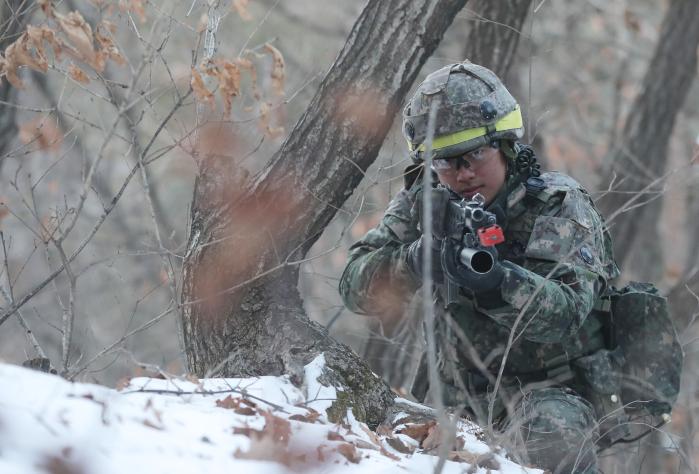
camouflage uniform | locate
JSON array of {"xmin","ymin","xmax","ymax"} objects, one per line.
[{"xmin": 340, "ymin": 169, "xmax": 619, "ymax": 473}]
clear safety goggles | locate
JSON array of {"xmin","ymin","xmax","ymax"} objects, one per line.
[{"xmin": 431, "ymin": 144, "xmax": 499, "ymax": 173}]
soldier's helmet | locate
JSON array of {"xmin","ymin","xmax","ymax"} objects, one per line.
[{"xmin": 402, "ymin": 62, "xmax": 524, "ymax": 162}]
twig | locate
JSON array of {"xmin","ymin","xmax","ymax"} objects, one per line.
[
  {"xmin": 69, "ymin": 304, "xmax": 178, "ymax": 379},
  {"xmin": 0, "ymin": 90, "xmax": 192, "ymax": 329},
  {"xmin": 0, "ymin": 233, "xmax": 48, "ymax": 359}
]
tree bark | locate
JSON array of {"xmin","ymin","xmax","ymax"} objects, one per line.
[
  {"xmin": 462, "ymin": 0, "xmax": 533, "ymax": 79},
  {"xmin": 598, "ymin": 0, "xmax": 699, "ymax": 281},
  {"xmin": 181, "ymin": 0, "xmax": 468, "ymax": 427}
]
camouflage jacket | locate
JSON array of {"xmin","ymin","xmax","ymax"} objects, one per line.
[{"xmin": 339, "ymin": 171, "xmax": 620, "ymax": 390}]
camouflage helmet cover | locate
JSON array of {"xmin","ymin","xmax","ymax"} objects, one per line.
[{"xmin": 402, "ymin": 62, "xmax": 524, "ymax": 161}]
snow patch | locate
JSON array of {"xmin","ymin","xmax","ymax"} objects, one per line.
[
  {"xmin": 302, "ymin": 353, "xmax": 337, "ymax": 414},
  {"xmin": 0, "ymin": 362, "xmax": 542, "ymax": 473}
]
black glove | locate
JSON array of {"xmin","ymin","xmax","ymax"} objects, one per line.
[
  {"xmin": 405, "ymin": 236, "xmax": 444, "ymax": 284},
  {"xmin": 440, "ymin": 238, "xmax": 504, "ymax": 293}
]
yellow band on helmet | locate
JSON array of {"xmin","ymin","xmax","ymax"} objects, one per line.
[{"xmin": 409, "ymin": 106, "xmax": 523, "ymax": 153}]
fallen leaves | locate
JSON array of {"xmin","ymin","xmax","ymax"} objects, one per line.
[
  {"xmin": 39, "ymin": 455, "xmax": 86, "ymax": 474},
  {"xmin": 288, "ymin": 408, "xmax": 321, "ymax": 424},
  {"xmin": 215, "ymin": 395, "xmax": 257, "ymax": 415},
  {"xmin": 234, "ymin": 410, "xmax": 296, "ymax": 465},
  {"xmin": 336, "ymin": 443, "xmax": 361, "ymax": 464},
  {"xmin": 398, "ymin": 420, "xmax": 436, "ymax": 445}
]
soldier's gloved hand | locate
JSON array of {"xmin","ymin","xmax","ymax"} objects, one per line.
[
  {"xmin": 405, "ymin": 237, "xmax": 444, "ymax": 284},
  {"xmin": 440, "ymin": 238, "xmax": 504, "ymax": 293}
]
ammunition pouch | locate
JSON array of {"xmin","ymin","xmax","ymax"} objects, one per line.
[
  {"xmin": 581, "ymin": 281, "xmax": 684, "ymax": 447},
  {"xmin": 608, "ymin": 282, "xmax": 683, "ymax": 418},
  {"xmin": 571, "ymin": 348, "xmax": 630, "ymax": 448}
]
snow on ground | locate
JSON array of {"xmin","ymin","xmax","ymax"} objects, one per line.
[{"xmin": 0, "ymin": 356, "xmax": 541, "ymax": 474}]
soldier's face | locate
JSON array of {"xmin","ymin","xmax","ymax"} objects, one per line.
[{"xmin": 434, "ymin": 146, "xmax": 507, "ymax": 205}]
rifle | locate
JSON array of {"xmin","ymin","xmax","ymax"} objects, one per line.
[{"xmin": 435, "ymin": 190, "xmax": 505, "ymax": 306}]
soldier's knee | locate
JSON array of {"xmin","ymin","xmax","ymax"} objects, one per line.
[{"xmin": 510, "ymin": 388, "xmax": 598, "ymax": 473}]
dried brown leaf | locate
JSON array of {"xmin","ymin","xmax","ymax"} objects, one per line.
[
  {"xmin": 68, "ymin": 63, "xmax": 89, "ymax": 84},
  {"xmin": 191, "ymin": 67, "xmax": 215, "ymax": 108},
  {"xmin": 289, "ymin": 409, "xmax": 321, "ymax": 424},
  {"xmin": 100, "ymin": 20, "xmax": 118, "ymax": 34},
  {"xmin": 359, "ymin": 423, "xmax": 382, "ymax": 445},
  {"xmin": 232, "ymin": 0, "xmax": 253, "ymax": 21},
  {"xmin": 398, "ymin": 421, "xmax": 436, "ymax": 444},
  {"xmin": 27, "ymin": 25, "xmax": 63, "ymax": 60},
  {"xmin": 39, "ymin": 455, "xmax": 85, "ymax": 474},
  {"xmin": 380, "ymin": 446, "xmax": 401, "ymax": 461},
  {"xmin": 54, "ymin": 11, "xmax": 101, "ymax": 71},
  {"xmin": 263, "ymin": 43, "xmax": 284, "ymax": 96},
  {"xmin": 261, "ymin": 410, "xmax": 291, "ymax": 445},
  {"xmin": 327, "ymin": 431, "xmax": 345, "ymax": 441},
  {"xmin": 236, "ymin": 57, "xmax": 259, "ymax": 99},
  {"xmin": 233, "ymin": 426, "xmax": 264, "ymax": 437},
  {"xmin": 38, "ymin": 0, "xmax": 53, "ymax": 16},
  {"xmin": 235, "ymin": 407, "xmax": 256, "ymax": 416},
  {"xmin": 258, "ymin": 102, "xmax": 284, "ymax": 139},
  {"xmin": 2, "ymin": 28, "xmax": 55, "ymax": 88},
  {"xmin": 95, "ymin": 24, "xmax": 126, "ymax": 66},
  {"xmin": 215, "ymin": 395, "xmax": 249, "ymax": 410},
  {"xmin": 336, "ymin": 443, "xmax": 361, "ymax": 464},
  {"xmin": 233, "ymin": 413, "xmax": 306, "ymax": 467},
  {"xmin": 115, "ymin": 376, "xmax": 132, "ymax": 390},
  {"xmin": 235, "ymin": 436, "xmax": 292, "ymax": 466},
  {"xmin": 207, "ymin": 60, "xmax": 241, "ymax": 116},
  {"xmin": 421, "ymin": 423, "xmax": 442, "ymax": 451},
  {"xmin": 18, "ymin": 116, "xmax": 62, "ymax": 152}
]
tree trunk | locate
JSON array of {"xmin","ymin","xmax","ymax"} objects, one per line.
[
  {"xmin": 181, "ymin": 0, "xmax": 469, "ymax": 427},
  {"xmin": 462, "ymin": 0, "xmax": 533, "ymax": 79},
  {"xmin": 598, "ymin": 0, "xmax": 699, "ymax": 281}
]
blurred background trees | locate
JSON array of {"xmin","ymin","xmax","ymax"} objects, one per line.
[{"xmin": 1, "ymin": 0, "xmax": 698, "ymax": 471}]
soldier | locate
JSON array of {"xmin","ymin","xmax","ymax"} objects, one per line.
[{"xmin": 339, "ymin": 62, "xmax": 621, "ymax": 473}]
